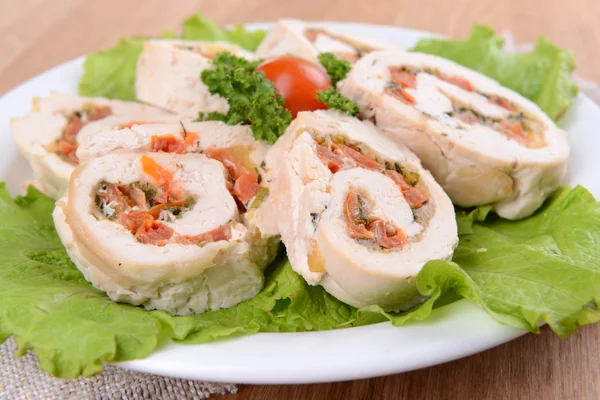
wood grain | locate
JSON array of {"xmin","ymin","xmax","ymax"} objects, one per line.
[
  {"xmin": 1, "ymin": 1, "xmax": 599, "ymax": 399},
  {"xmin": 220, "ymin": 325, "xmax": 600, "ymax": 399}
]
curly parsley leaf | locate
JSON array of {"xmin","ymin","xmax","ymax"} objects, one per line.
[
  {"xmin": 318, "ymin": 52, "xmax": 352, "ymax": 86},
  {"xmin": 317, "ymin": 87, "xmax": 360, "ymax": 116},
  {"xmin": 200, "ymin": 52, "xmax": 292, "ymax": 144}
]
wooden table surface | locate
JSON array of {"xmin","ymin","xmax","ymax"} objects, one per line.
[{"xmin": 1, "ymin": 0, "xmax": 599, "ymax": 399}]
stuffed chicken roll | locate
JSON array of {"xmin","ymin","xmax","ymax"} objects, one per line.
[
  {"xmin": 256, "ymin": 19, "xmax": 401, "ymax": 64},
  {"xmin": 53, "ymin": 152, "xmax": 268, "ymax": 315},
  {"xmin": 77, "ymin": 121, "xmax": 280, "ymax": 270},
  {"xmin": 136, "ymin": 40, "xmax": 255, "ymax": 117},
  {"xmin": 340, "ymin": 51, "xmax": 570, "ymax": 220},
  {"xmin": 10, "ymin": 93, "xmax": 173, "ymax": 199},
  {"xmin": 266, "ymin": 110, "xmax": 457, "ymax": 311}
]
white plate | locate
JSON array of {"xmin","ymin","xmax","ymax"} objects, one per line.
[{"xmin": 1, "ymin": 22, "xmax": 599, "ymax": 385}]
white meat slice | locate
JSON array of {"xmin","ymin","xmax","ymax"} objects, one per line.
[
  {"xmin": 340, "ymin": 51, "xmax": 569, "ymax": 220},
  {"xmin": 77, "ymin": 120, "xmax": 280, "ymax": 270},
  {"xmin": 256, "ymin": 19, "xmax": 403, "ymax": 64},
  {"xmin": 10, "ymin": 92, "xmax": 174, "ymax": 199},
  {"xmin": 53, "ymin": 152, "xmax": 264, "ymax": 315},
  {"xmin": 135, "ymin": 40, "xmax": 255, "ymax": 117},
  {"xmin": 265, "ymin": 110, "xmax": 457, "ymax": 311}
]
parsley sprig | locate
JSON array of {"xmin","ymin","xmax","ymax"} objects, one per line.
[
  {"xmin": 199, "ymin": 52, "xmax": 292, "ymax": 144},
  {"xmin": 318, "ymin": 53, "xmax": 351, "ymax": 86},
  {"xmin": 316, "ymin": 87, "xmax": 360, "ymax": 116},
  {"xmin": 316, "ymin": 53, "xmax": 360, "ymax": 116}
]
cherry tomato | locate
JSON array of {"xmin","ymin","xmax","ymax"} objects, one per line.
[{"xmin": 256, "ymin": 56, "xmax": 331, "ymax": 118}]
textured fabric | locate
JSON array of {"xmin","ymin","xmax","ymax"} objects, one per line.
[{"xmin": 0, "ymin": 339, "xmax": 237, "ymax": 400}]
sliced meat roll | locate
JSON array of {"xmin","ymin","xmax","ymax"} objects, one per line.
[
  {"xmin": 77, "ymin": 121, "xmax": 280, "ymax": 269},
  {"xmin": 256, "ymin": 19, "xmax": 402, "ymax": 64},
  {"xmin": 53, "ymin": 152, "xmax": 267, "ymax": 315},
  {"xmin": 340, "ymin": 51, "xmax": 570, "ymax": 220},
  {"xmin": 265, "ymin": 110, "xmax": 457, "ymax": 311},
  {"xmin": 10, "ymin": 93, "xmax": 174, "ymax": 199},
  {"xmin": 136, "ymin": 40, "xmax": 255, "ymax": 117}
]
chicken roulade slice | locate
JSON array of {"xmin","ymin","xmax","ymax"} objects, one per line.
[
  {"xmin": 266, "ymin": 110, "xmax": 457, "ymax": 311},
  {"xmin": 77, "ymin": 120, "xmax": 280, "ymax": 270},
  {"xmin": 256, "ymin": 19, "xmax": 402, "ymax": 64},
  {"xmin": 10, "ymin": 92, "xmax": 174, "ymax": 199},
  {"xmin": 53, "ymin": 152, "xmax": 267, "ymax": 315},
  {"xmin": 135, "ymin": 39, "xmax": 255, "ymax": 117},
  {"xmin": 340, "ymin": 51, "xmax": 570, "ymax": 220}
]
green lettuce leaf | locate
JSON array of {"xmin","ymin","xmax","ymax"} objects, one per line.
[
  {"xmin": 183, "ymin": 13, "xmax": 265, "ymax": 51},
  {"xmin": 78, "ymin": 13, "xmax": 265, "ymax": 101},
  {"xmin": 415, "ymin": 186, "xmax": 600, "ymax": 338},
  {"xmin": 2, "ymin": 184, "xmax": 600, "ymax": 377},
  {"xmin": 411, "ymin": 25, "xmax": 578, "ymax": 120},
  {"xmin": 78, "ymin": 37, "xmax": 145, "ymax": 101},
  {"xmin": 0, "ymin": 184, "xmax": 354, "ymax": 377}
]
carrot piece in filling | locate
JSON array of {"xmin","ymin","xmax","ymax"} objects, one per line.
[
  {"xmin": 179, "ymin": 224, "xmax": 232, "ymax": 245},
  {"xmin": 141, "ymin": 155, "xmax": 173, "ymax": 188},
  {"xmin": 135, "ymin": 220, "xmax": 174, "ymax": 246},
  {"xmin": 332, "ymin": 143, "xmax": 382, "ymax": 171},
  {"xmin": 147, "ymin": 199, "xmax": 187, "ymax": 219},
  {"xmin": 389, "ymin": 67, "xmax": 417, "ymax": 89},
  {"xmin": 57, "ymin": 105, "xmax": 112, "ymax": 163},
  {"xmin": 316, "ymin": 144, "xmax": 345, "ymax": 173},
  {"xmin": 384, "ymin": 170, "xmax": 428, "ymax": 208},
  {"xmin": 180, "ymin": 130, "xmax": 199, "ymax": 146},
  {"xmin": 386, "ymin": 86, "xmax": 416, "ymax": 105},
  {"xmin": 98, "ymin": 184, "xmax": 136, "ymax": 214},
  {"xmin": 438, "ymin": 74, "xmax": 474, "ymax": 92},
  {"xmin": 369, "ymin": 219, "xmax": 407, "ymax": 249},
  {"xmin": 488, "ymin": 95, "xmax": 515, "ymax": 112},
  {"xmin": 116, "ymin": 120, "xmax": 147, "ymax": 129},
  {"xmin": 86, "ymin": 105, "xmax": 112, "ymax": 121},
  {"xmin": 58, "ymin": 116, "xmax": 85, "ymax": 162},
  {"xmin": 58, "ymin": 141, "xmax": 79, "ymax": 162},
  {"xmin": 344, "ymin": 190, "xmax": 375, "ymax": 240},
  {"xmin": 233, "ymin": 172, "xmax": 261, "ymax": 203},
  {"xmin": 151, "ymin": 134, "xmax": 186, "ymax": 154},
  {"xmin": 119, "ymin": 211, "xmax": 153, "ymax": 234},
  {"xmin": 344, "ymin": 189, "xmax": 408, "ymax": 249},
  {"xmin": 204, "ymin": 148, "xmax": 251, "ymax": 179},
  {"xmin": 204, "ymin": 147, "xmax": 261, "ymax": 203},
  {"xmin": 495, "ymin": 119, "xmax": 530, "ymax": 145}
]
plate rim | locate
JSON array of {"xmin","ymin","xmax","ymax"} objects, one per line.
[{"xmin": 0, "ymin": 21, "xmax": 597, "ymax": 384}]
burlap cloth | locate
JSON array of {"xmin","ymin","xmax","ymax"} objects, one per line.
[
  {"xmin": 0, "ymin": 339, "xmax": 237, "ymax": 399},
  {"xmin": 2, "ymin": 33, "xmax": 599, "ymax": 400}
]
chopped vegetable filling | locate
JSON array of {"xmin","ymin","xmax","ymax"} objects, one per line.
[
  {"xmin": 385, "ymin": 66, "xmax": 546, "ymax": 147},
  {"xmin": 204, "ymin": 147, "xmax": 261, "ymax": 204},
  {"xmin": 56, "ymin": 104, "xmax": 113, "ymax": 163},
  {"xmin": 315, "ymin": 137, "xmax": 428, "ymax": 209},
  {"xmin": 93, "ymin": 157, "xmax": 234, "ymax": 247},
  {"xmin": 343, "ymin": 189, "xmax": 408, "ymax": 250}
]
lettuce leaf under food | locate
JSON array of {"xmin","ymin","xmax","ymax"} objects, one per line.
[
  {"xmin": 0, "ymin": 185, "xmax": 354, "ymax": 377},
  {"xmin": 411, "ymin": 25, "xmax": 578, "ymax": 121},
  {"xmin": 417, "ymin": 186, "xmax": 600, "ymax": 338},
  {"xmin": 1, "ymin": 185, "xmax": 599, "ymax": 377}
]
